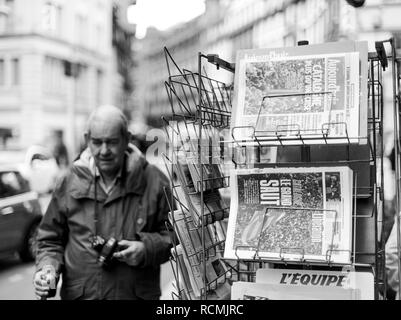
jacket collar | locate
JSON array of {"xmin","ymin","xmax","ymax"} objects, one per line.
[{"xmin": 69, "ymin": 144, "xmax": 148, "ymax": 201}]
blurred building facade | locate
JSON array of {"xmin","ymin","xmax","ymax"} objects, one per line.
[
  {"xmin": 133, "ymin": 0, "xmax": 401, "ymax": 134},
  {"xmin": 112, "ymin": 0, "xmax": 136, "ymax": 123},
  {"xmin": 131, "ymin": 12, "xmax": 213, "ymax": 129},
  {"xmin": 0, "ymin": 0, "xmax": 119, "ymax": 158}
]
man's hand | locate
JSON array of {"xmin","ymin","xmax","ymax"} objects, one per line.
[
  {"xmin": 33, "ymin": 265, "xmax": 56, "ymax": 300},
  {"xmin": 113, "ymin": 240, "xmax": 145, "ymax": 266}
]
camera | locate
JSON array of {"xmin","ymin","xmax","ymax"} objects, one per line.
[{"xmin": 91, "ymin": 235, "xmax": 120, "ymax": 268}]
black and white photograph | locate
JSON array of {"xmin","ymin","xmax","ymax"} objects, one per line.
[{"xmin": 0, "ymin": 0, "xmax": 400, "ymax": 305}]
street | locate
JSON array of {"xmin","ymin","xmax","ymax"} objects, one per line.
[{"xmin": 0, "ymin": 255, "xmax": 174, "ymax": 300}]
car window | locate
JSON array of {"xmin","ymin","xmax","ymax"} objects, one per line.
[{"xmin": 0, "ymin": 171, "xmax": 30, "ymax": 198}]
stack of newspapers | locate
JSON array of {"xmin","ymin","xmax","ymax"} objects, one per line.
[
  {"xmin": 171, "ymin": 123, "xmax": 230, "ymax": 227},
  {"xmin": 224, "ymin": 41, "xmax": 369, "ymax": 267},
  {"xmin": 169, "ymin": 208, "xmax": 230, "ymax": 300},
  {"xmin": 167, "ymin": 126, "xmax": 232, "ymax": 299}
]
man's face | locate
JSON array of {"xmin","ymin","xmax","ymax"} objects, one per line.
[{"xmin": 86, "ymin": 120, "xmax": 128, "ymax": 179}]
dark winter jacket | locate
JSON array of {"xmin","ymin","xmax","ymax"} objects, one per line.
[{"xmin": 35, "ymin": 144, "xmax": 172, "ymax": 300}]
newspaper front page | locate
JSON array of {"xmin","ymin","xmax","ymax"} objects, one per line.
[
  {"xmin": 255, "ymin": 268, "xmax": 374, "ymax": 300},
  {"xmin": 224, "ymin": 167, "xmax": 353, "ymax": 264},
  {"xmin": 231, "ymin": 42, "xmax": 367, "ymax": 145},
  {"xmin": 231, "ymin": 281, "xmax": 359, "ymax": 300}
]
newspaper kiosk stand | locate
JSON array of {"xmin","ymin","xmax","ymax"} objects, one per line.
[{"xmin": 162, "ymin": 39, "xmax": 401, "ymax": 300}]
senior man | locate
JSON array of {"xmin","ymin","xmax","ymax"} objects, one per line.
[{"xmin": 33, "ymin": 105, "xmax": 172, "ymax": 300}]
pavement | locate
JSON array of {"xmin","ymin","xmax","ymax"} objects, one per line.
[{"xmin": 0, "ymin": 254, "xmax": 37, "ymax": 300}]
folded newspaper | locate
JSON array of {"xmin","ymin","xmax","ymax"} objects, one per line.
[{"xmin": 224, "ymin": 167, "xmax": 353, "ymax": 264}]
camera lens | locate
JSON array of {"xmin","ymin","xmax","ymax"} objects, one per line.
[{"xmin": 97, "ymin": 237, "xmax": 118, "ymax": 268}]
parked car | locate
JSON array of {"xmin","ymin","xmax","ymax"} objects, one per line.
[{"xmin": 0, "ymin": 165, "xmax": 43, "ymax": 261}]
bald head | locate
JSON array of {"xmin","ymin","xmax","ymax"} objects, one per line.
[
  {"xmin": 86, "ymin": 105, "xmax": 129, "ymax": 138},
  {"xmin": 85, "ymin": 105, "xmax": 130, "ymax": 180}
]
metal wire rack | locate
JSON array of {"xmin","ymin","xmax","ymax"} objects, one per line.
[{"xmin": 161, "ymin": 39, "xmax": 399, "ymax": 299}]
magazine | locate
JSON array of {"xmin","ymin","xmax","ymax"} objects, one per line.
[
  {"xmin": 255, "ymin": 268, "xmax": 374, "ymax": 300},
  {"xmin": 171, "ymin": 245, "xmax": 196, "ymax": 300},
  {"xmin": 187, "ymin": 160, "xmax": 227, "ymax": 193},
  {"xmin": 170, "ymin": 138, "xmax": 229, "ymax": 227},
  {"xmin": 224, "ymin": 167, "xmax": 353, "ymax": 264},
  {"xmin": 184, "ymin": 131, "xmax": 227, "ymax": 193},
  {"xmin": 231, "ymin": 281, "xmax": 360, "ymax": 300},
  {"xmin": 174, "ymin": 159, "xmax": 229, "ymax": 227},
  {"xmin": 169, "ymin": 209, "xmax": 230, "ymax": 298},
  {"xmin": 231, "ymin": 41, "xmax": 368, "ymax": 145},
  {"xmin": 173, "ymin": 121, "xmax": 227, "ymax": 193},
  {"xmin": 169, "ymin": 209, "xmax": 204, "ymax": 297}
]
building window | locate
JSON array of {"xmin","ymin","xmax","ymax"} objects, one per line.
[
  {"xmin": 0, "ymin": 0, "xmax": 14, "ymax": 34},
  {"xmin": 75, "ymin": 14, "xmax": 88, "ymax": 46},
  {"xmin": 42, "ymin": 2, "xmax": 62, "ymax": 35},
  {"xmin": 11, "ymin": 58, "xmax": 19, "ymax": 85},
  {"xmin": 43, "ymin": 56, "xmax": 64, "ymax": 95},
  {"xmin": 0, "ymin": 59, "xmax": 4, "ymax": 86},
  {"xmin": 96, "ymin": 24, "xmax": 103, "ymax": 50},
  {"xmin": 76, "ymin": 64, "xmax": 88, "ymax": 103}
]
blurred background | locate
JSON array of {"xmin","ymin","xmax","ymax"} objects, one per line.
[{"xmin": 0, "ymin": 0, "xmax": 400, "ymax": 299}]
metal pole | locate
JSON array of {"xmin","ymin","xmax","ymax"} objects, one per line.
[
  {"xmin": 380, "ymin": 58, "xmax": 387, "ymax": 299},
  {"xmin": 198, "ymin": 52, "xmax": 207, "ymax": 300},
  {"xmin": 390, "ymin": 37, "xmax": 401, "ymax": 299},
  {"xmin": 370, "ymin": 57, "xmax": 379, "ymax": 300}
]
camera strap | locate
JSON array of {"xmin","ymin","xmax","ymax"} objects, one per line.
[
  {"xmin": 94, "ymin": 168, "xmax": 100, "ymax": 237},
  {"xmin": 115, "ymin": 157, "xmax": 128, "ymax": 239}
]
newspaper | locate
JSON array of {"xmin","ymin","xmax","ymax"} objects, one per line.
[
  {"xmin": 173, "ymin": 159, "xmax": 229, "ymax": 227},
  {"xmin": 231, "ymin": 41, "xmax": 368, "ymax": 145},
  {"xmin": 224, "ymin": 167, "xmax": 353, "ymax": 264},
  {"xmin": 169, "ymin": 209, "xmax": 230, "ymax": 298},
  {"xmin": 171, "ymin": 245, "xmax": 196, "ymax": 300},
  {"xmin": 255, "ymin": 268, "xmax": 374, "ymax": 300},
  {"xmin": 170, "ymin": 132, "xmax": 229, "ymax": 227},
  {"xmin": 169, "ymin": 209, "xmax": 204, "ymax": 297},
  {"xmin": 184, "ymin": 129, "xmax": 227, "ymax": 193},
  {"xmin": 231, "ymin": 281, "xmax": 360, "ymax": 300},
  {"xmin": 173, "ymin": 121, "xmax": 227, "ymax": 192}
]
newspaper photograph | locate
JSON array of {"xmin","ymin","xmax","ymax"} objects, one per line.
[
  {"xmin": 224, "ymin": 167, "xmax": 353, "ymax": 264},
  {"xmin": 231, "ymin": 42, "xmax": 366, "ymax": 145}
]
